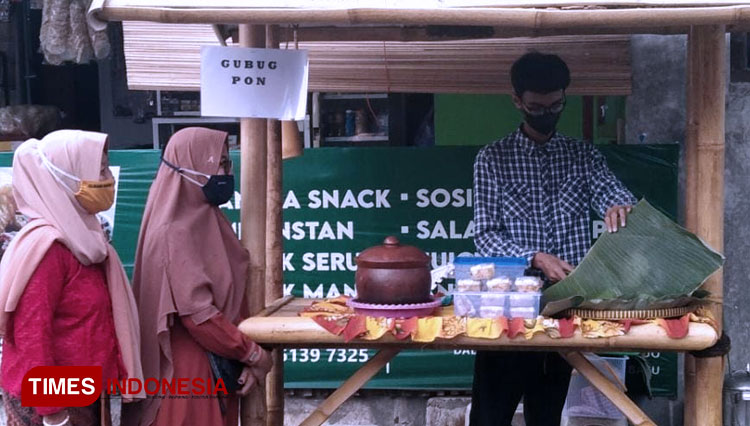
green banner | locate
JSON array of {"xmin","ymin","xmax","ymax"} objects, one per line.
[{"xmin": 0, "ymin": 144, "xmax": 679, "ymax": 396}]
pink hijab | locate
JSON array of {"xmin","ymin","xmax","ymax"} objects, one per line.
[
  {"xmin": 0, "ymin": 130, "xmax": 144, "ymax": 398},
  {"xmin": 128, "ymin": 127, "xmax": 249, "ymax": 425}
]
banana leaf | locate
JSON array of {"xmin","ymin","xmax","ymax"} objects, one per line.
[{"xmin": 541, "ymin": 200, "xmax": 724, "ymax": 316}]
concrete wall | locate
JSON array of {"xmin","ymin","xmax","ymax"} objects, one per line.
[
  {"xmin": 627, "ymin": 32, "xmax": 750, "ymax": 392},
  {"xmin": 724, "ymin": 81, "xmax": 750, "ymax": 374}
]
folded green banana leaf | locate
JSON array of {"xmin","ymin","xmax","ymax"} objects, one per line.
[{"xmin": 541, "ymin": 200, "xmax": 724, "ymax": 316}]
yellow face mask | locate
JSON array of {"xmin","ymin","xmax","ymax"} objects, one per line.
[
  {"xmin": 75, "ymin": 179, "xmax": 115, "ymax": 214},
  {"xmin": 38, "ymin": 147, "xmax": 116, "ymax": 215}
]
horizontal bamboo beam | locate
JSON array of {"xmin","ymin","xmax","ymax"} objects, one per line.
[
  {"xmin": 94, "ymin": 5, "xmax": 750, "ymax": 32},
  {"xmin": 238, "ymin": 316, "xmax": 719, "ymax": 352},
  {"xmin": 255, "ymin": 23, "xmax": 750, "ymax": 43},
  {"xmin": 271, "ymin": 25, "xmax": 697, "ymax": 42}
]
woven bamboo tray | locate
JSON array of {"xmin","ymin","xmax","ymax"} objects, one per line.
[{"xmin": 562, "ymin": 305, "xmax": 699, "ymax": 320}]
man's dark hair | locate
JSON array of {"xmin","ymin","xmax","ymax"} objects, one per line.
[{"xmin": 511, "ymin": 52, "xmax": 570, "ymax": 96}]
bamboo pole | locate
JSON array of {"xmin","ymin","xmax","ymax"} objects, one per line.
[
  {"xmin": 265, "ymin": 23, "xmax": 283, "ymax": 310},
  {"xmin": 560, "ymin": 352, "xmax": 655, "ymax": 426},
  {"xmin": 683, "ymin": 24, "xmax": 726, "ymax": 426},
  {"xmin": 264, "ymin": 23, "xmax": 285, "ymax": 426},
  {"xmin": 683, "ymin": 25, "xmax": 701, "ymax": 426},
  {"xmin": 299, "ymin": 349, "xmax": 400, "ymax": 426},
  {"xmin": 239, "ymin": 23, "xmax": 268, "ymax": 426},
  {"xmin": 96, "ymin": 5, "xmax": 750, "ymax": 29}
]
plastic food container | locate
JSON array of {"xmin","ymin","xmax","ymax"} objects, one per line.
[
  {"xmin": 563, "ymin": 355, "xmax": 629, "ymax": 421},
  {"xmin": 454, "ymin": 257, "xmax": 528, "ymax": 283},
  {"xmin": 452, "ymin": 291, "xmax": 540, "ymax": 319}
]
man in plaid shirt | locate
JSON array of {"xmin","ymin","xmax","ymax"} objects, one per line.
[{"xmin": 469, "ymin": 53, "xmax": 637, "ymax": 426}]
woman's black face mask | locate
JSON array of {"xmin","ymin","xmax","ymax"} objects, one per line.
[{"xmin": 161, "ymin": 158, "xmax": 235, "ymax": 206}]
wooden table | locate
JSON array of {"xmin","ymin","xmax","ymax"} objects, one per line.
[{"xmin": 239, "ymin": 297, "xmax": 719, "ymax": 426}]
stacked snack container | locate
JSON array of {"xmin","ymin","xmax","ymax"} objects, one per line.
[{"xmin": 452, "ymin": 257, "xmax": 542, "ymax": 319}]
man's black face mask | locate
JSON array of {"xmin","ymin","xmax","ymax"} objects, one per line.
[
  {"xmin": 524, "ymin": 111, "xmax": 562, "ymax": 135},
  {"xmin": 519, "ymin": 93, "xmax": 566, "ymax": 135}
]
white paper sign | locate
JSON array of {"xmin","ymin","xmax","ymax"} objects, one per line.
[{"xmin": 201, "ymin": 46, "xmax": 309, "ymax": 120}]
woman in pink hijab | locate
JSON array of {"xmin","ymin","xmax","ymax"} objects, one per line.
[
  {"xmin": 0, "ymin": 130, "xmax": 144, "ymax": 426},
  {"xmin": 124, "ymin": 127, "xmax": 271, "ymax": 426}
]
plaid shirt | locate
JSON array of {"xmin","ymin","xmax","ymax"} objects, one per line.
[{"xmin": 473, "ymin": 128, "xmax": 636, "ymax": 268}]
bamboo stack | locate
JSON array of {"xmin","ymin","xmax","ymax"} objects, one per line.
[{"xmin": 122, "ymin": 21, "xmax": 631, "ymax": 95}]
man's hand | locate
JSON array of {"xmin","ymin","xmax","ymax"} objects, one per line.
[
  {"xmin": 604, "ymin": 205, "xmax": 632, "ymax": 233},
  {"xmin": 532, "ymin": 252, "xmax": 574, "ymax": 283}
]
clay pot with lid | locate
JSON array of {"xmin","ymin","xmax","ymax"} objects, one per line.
[{"xmin": 355, "ymin": 236, "xmax": 432, "ymax": 305}]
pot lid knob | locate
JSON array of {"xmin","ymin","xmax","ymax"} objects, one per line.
[{"xmin": 384, "ymin": 236, "xmax": 400, "ymax": 246}]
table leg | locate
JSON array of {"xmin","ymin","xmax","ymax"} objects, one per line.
[
  {"xmin": 299, "ymin": 348, "xmax": 400, "ymax": 426},
  {"xmin": 560, "ymin": 351, "xmax": 656, "ymax": 426}
]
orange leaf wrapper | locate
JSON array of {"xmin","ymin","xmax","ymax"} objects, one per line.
[
  {"xmin": 327, "ymin": 295, "xmax": 351, "ymax": 306},
  {"xmin": 393, "ymin": 317, "xmax": 418, "ymax": 340},
  {"xmin": 655, "ymin": 315, "xmax": 690, "ymax": 339},
  {"xmin": 363, "ymin": 317, "xmax": 394, "ymax": 340},
  {"xmin": 342, "ymin": 315, "xmax": 368, "ymax": 342},
  {"xmin": 440, "ymin": 316, "xmax": 468, "ymax": 339},
  {"xmin": 311, "ymin": 315, "xmax": 351, "ymax": 335},
  {"xmin": 302, "ymin": 301, "xmax": 353, "ymax": 316},
  {"xmin": 690, "ymin": 308, "xmax": 719, "ymax": 331},
  {"xmin": 581, "ymin": 319, "xmax": 625, "ymax": 338},
  {"xmin": 507, "ymin": 318, "xmax": 527, "ymax": 339},
  {"xmin": 524, "ymin": 318, "xmax": 546, "ymax": 340},
  {"xmin": 557, "ymin": 317, "xmax": 577, "ymax": 338},
  {"xmin": 542, "ymin": 318, "xmax": 561, "ymax": 339}
]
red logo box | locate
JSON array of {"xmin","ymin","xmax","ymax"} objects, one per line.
[{"xmin": 22, "ymin": 366, "xmax": 101, "ymax": 407}]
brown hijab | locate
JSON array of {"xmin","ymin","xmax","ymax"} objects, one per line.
[{"xmin": 128, "ymin": 127, "xmax": 249, "ymax": 426}]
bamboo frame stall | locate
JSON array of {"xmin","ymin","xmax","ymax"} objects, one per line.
[{"xmin": 87, "ymin": 1, "xmax": 746, "ymax": 425}]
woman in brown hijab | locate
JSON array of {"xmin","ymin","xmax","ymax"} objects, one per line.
[{"xmin": 125, "ymin": 127, "xmax": 272, "ymax": 426}]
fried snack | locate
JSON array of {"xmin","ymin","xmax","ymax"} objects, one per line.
[
  {"xmin": 470, "ymin": 263, "xmax": 495, "ymax": 280},
  {"xmin": 514, "ymin": 276, "xmax": 543, "ymax": 292},
  {"xmin": 456, "ymin": 279, "xmax": 482, "ymax": 292},
  {"xmin": 479, "ymin": 306, "xmax": 505, "ymax": 319},
  {"xmin": 453, "ymin": 294, "xmax": 478, "ymax": 316},
  {"xmin": 509, "ymin": 307, "xmax": 537, "ymax": 319},
  {"xmin": 486, "ymin": 276, "xmax": 512, "ymax": 292}
]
